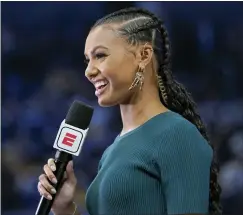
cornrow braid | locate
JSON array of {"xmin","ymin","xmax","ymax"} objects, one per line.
[
  {"xmin": 93, "ymin": 7, "xmax": 222, "ymax": 214},
  {"xmin": 94, "ymin": 7, "xmax": 152, "ymax": 28}
]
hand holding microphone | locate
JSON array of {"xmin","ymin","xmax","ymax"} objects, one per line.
[
  {"xmin": 36, "ymin": 101, "xmax": 93, "ymax": 215},
  {"xmin": 38, "ymin": 159, "xmax": 77, "ymax": 215}
]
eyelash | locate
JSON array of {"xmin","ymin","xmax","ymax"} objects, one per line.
[
  {"xmin": 84, "ymin": 59, "xmax": 89, "ymax": 65},
  {"xmin": 84, "ymin": 53, "xmax": 107, "ymax": 65},
  {"xmin": 95, "ymin": 53, "xmax": 107, "ymax": 60}
]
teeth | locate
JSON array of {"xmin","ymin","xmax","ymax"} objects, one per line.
[{"xmin": 94, "ymin": 80, "xmax": 108, "ymax": 89}]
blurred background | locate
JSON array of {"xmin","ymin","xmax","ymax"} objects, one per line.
[{"xmin": 1, "ymin": 1, "xmax": 243, "ymax": 215}]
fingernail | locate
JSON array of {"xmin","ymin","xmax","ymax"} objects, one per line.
[
  {"xmin": 47, "ymin": 195, "xmax": 52, "ymax": 200},
  {"xmin": 52, "ymin": 178, "xmax": 57, "ymax": 184},
  {"xmin": 51, "ymin": 188, "xmax": 56, "ymax": 194},
  {"xmin": 50, "ymin": 165, "xmax": 56, "ymax": 171}
]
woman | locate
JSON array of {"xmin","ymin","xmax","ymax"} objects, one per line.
[{"xmin": 38, "ymin": 7, "xmax": 222, "ymax": 215}]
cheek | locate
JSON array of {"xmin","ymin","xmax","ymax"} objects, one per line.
[
  {"xmin": 101, "ymin": 57, "xmax": 135, "ymax": 86},
  {"xmin": 106, "ymin": 68, "xmax": 132, "ymax": 91}
]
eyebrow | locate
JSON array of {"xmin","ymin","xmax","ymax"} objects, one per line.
[{"xmin": 84, "ymin": 45, "xmax": 108, "ymax": 58}]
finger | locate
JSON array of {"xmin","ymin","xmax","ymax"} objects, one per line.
[
  {"xmin": 47, "ymin": 158, "xmax": 56, "ymax": 171},
  {"xmin": 39, "ymin": 174, "xmax": 56, "ymax": 194},
  {"xmin": 66, "ymin": 161, "xmax": 77, "ymax": 185},
  {"xmin": 58, "ymin": 174, "xmax": 67, "ymax": 192},
  {"xmin": 38, "ymin": 182, "xmax": 53, "ymax": 200},
  {"xmin": 63, "ymin": 171, "xmax": 67, "ymax": 180},
  {"xmin": 43, "ymin": 164, "xmax": 57, "ymax": 184}
]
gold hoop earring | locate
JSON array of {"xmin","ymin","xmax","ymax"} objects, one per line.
[
  {"xmin": 129, "ymin": 66, "xmax": 144, "ymax": 91},
  {"xmin": 157, "ymin": 74, "xmax": 168, "ymax": 105}
]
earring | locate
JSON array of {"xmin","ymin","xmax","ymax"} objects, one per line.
[
  {"xmin": 129, "ymin": 66, "xmax": 145, "ymax": 91},
  {"xmin": 157, "ymin": 74, "xmax": 168, "ymax": 104}
]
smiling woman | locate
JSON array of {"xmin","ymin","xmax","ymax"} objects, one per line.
[
  {"xmin": 37, "ymin": 7, "xmax": 222, "ymax": 215},
  {"xmin": 84, "ymin": 25, "xmax": 143, "ymax": 106}
]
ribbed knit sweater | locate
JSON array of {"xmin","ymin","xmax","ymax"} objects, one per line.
[{"xmin": 85, "ymin": 111, "xmax": 212, "ymax": 215}]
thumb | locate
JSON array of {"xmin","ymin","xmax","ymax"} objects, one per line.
[{"xmin": 65, "ymin": 161, "xmax": 77, "ymax": 184}]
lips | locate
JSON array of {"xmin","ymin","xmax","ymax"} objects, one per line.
[
  {"xmin": 94, "ymin": 80, "xmax": 108, "ymax": 90},
  {"xmin": 93, "ymin": 79, "xmax": 108, "ymax": 97}
]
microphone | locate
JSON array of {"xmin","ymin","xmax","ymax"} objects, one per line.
[{"xmin": 35, "ymin": 100, "xmax": 94, "ymax": 215}]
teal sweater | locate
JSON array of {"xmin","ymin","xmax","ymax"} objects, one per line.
[{"xmin": 85, "ymin": 111, "xmax": 212, "ymax": 215}]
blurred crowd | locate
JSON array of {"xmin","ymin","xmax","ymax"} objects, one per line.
[{"xmin": 1, "ymin": 2, "xmax": 243, "ymax": 215}]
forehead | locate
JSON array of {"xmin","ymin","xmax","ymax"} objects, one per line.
[{"xmin": 85, "ymin": 25, "xmax": 125, "ymax": 54}]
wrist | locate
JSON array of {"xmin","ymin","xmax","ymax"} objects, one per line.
[{"xmin": 52, "ymin": 201, "xmax": 77, "ymax": 215}]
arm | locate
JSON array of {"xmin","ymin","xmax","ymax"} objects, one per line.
[
  {"xmin": 155, "ymin": 121, "xmax": 213, "ymax": 215},
  {"xmin": 53, "ymin": 202, "xmax": 81, "ymax": 215}
]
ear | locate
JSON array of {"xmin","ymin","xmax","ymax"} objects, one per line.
[{"xmin": 137, "ymin": 43, "xmax": 154, "ymax": 68}]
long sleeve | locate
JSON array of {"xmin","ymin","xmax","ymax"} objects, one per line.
[
  {"xmin": 86, "ymin": 111, "xmax": 213, "ymax": 215},
  {"xmin": 155, "ymin": 121, "xmax": 213, "ymax": 215}
]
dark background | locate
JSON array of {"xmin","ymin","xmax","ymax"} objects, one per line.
[{"xmin": 1, "ymin": 2, "xmax": 243, "ymax": 215}]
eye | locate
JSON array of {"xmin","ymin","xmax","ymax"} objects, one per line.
[
  {"xmin": 95, "ymin": 53, "xmax": 107, "ymax": 60},
  {"xmin": 84, "ymin": 59, "xmax": 89, "ymax": 65}
]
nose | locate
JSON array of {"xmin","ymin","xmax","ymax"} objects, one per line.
[{"xmin": 85, "ymin": 63, "xmax": 99, "ymax": 80}]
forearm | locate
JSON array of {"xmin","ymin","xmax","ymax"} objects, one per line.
[
  {"xmin": 52, "ymin": 202, "xmax": 81, "ymax": 215},
  {"xmin": 53, "ymin": 210, "xmax": 81, "ymax": 215}
]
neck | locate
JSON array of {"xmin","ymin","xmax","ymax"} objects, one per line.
[{"xmin": 119, "ymin": 89, "xmax": 168, "ymax": 136}]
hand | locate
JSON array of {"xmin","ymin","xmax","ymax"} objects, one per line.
[{"xmin": 37, "ymin": 159, "xmax": 77, "ymax": 214}]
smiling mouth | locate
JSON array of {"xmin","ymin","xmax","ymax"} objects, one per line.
[{"xmin": 95, "ymin": 83, "xmax": 108, "ymax": 96}]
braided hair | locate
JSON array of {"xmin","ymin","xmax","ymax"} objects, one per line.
[{"xmin": 92, "ymin": 7, "xmax": 222, "ymax": 214}]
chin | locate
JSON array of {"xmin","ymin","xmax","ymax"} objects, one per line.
[{"xmin": 97, "ymin": 96, "xmax": 118, "ymax": 107}]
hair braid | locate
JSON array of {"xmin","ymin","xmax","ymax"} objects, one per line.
[
  {"xmin": 92, "ymin": 7, "xmax": 222, "ymax": 214},
  {"xmin": 158, "ymin": 22, "xmax": 222, "ymax": 215},
  {"xmin": 94, "ymin": 7, "xmax": 153, "ymax": 28}
]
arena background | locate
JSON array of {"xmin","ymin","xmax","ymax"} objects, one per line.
[{"xmin": 1, "ymin": 1, "xmax": 243, "ymax": 215}]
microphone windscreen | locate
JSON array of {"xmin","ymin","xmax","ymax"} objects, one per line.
[{"xmin": 65, "ymin": 100, "xmax": 94, "ymax": 130}]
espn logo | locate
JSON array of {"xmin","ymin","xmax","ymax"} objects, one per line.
[
  {"xmin": 54, "ymin": 125, "xmax": 87, "ymax": 156},
  {"xmin": 62, "ymin": 132, "xmax": 77, "ymax": 147}
]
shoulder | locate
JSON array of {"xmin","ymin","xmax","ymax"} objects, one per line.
[
  {"xmin": 153, "ymin": 113, "xmax": 213, "ymax": 162},
  {"xmin": 160, "ymin": 112, "xmax": 207, "ymax": 145},
  {"xmin": 149, "ymin": 111, "xmax": 203, "ymax": 140}
]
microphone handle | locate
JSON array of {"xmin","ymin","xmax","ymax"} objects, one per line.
[{"xmin": 35, "ymin": 151, "xmax": 72, "ymax": 215}]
